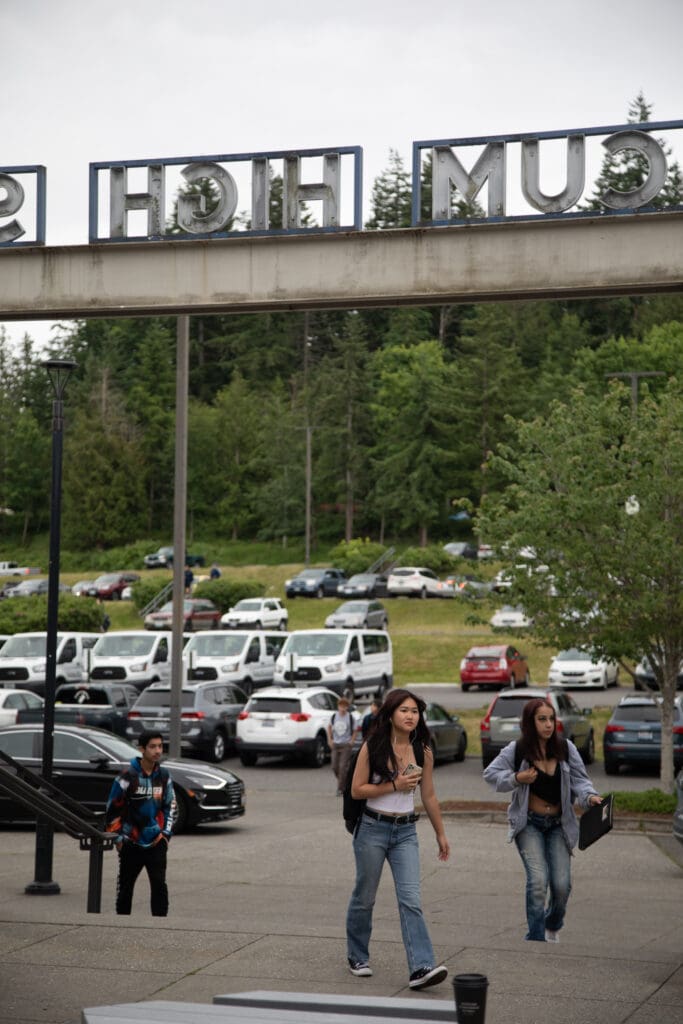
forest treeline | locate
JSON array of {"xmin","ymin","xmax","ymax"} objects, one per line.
[{"xmin": 1, "ymin": 95, "xmax": 682, "ymax": 552}]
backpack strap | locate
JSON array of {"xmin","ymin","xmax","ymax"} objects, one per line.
[{"xmin": 514, "ymin": 741, "xmax": 523, "ymax": 772}]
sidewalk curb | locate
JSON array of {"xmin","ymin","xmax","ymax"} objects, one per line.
[{"xmin": 440, "ymin": 808, "xmax": 673, "ymax": 834}]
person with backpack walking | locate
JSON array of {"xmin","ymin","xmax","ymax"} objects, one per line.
[
  {"xmin": 328, "ymin": 696, "xmax": 360, "ymax": 796},
  {"xmin": 105, "ymin": 730, "xmax": 176, "ymax": 916},
  {"xmin": 345, "ymin": 688, "xmax": 449, "ymax": 991},
  {"xmin": 483, "ymin": 697, "xmax": 601, "ymax": 943}
]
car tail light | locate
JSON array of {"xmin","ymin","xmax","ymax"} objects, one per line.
[
  {"xmin": 181, "ymin": 711, "xmax": 206, "ymax": 720},
  {"xmin": 480, "ymin": 701, "xmax": 495, "ymax": 734},
  {"xmin": 673, "ymin": 726, "xmax": 683, "ymax": 735},
  {"xmin": 604, "ymin": 723, "xmax": 623, "ymax": 733},
  {"xmin": 127, "ymin": 711, "xmax": 141, "ymax": 719},
  {"xmin": 289, "ymin": 712, "xmax": 311, "ymax": 722},
  {"xmin": 237, "ymin": 711, "xmax": 249, "ymax": 720}
]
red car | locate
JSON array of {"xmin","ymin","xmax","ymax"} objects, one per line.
[
  {"xmin": 144, "ymin": 598, "xmax": 221, "ymax": 631},
  {"xmin": 87, "ymin": 572, "xmax": 140, "ymax": 600},
  {"xmin": 460, "ymin": 643, "xmax": 530, "ymax": 692}
]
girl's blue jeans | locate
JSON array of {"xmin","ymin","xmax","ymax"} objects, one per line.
[
  {"xmin": 515, "ymin": 811, "xmax": 572, "ymax": 941},
  {"xmin": 346, "ymin": 814, "xmax": 435, "ymax": 973}
]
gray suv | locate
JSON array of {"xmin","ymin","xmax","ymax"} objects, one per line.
[
  {"xmin": 480, "ymin": 686, "xmax": 594, "ymax": 768},
  {"xmin": 126, "ymin": 681, "xmax": 248, "ymax": 762}
]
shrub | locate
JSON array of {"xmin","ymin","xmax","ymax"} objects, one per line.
[
  {"xmin": 129, "ymin": 577, "xmax": 173, "ymax": 612},
  {"xmin": 397, "ymin": 545, "xmax": 456, "ymax": 573},
  {"xmin": 328, "ymin": 539, "xmax": 390, "ymax": 575},
  {"xmin": 193, "ymin": 578, "xmax": 264, "ymax": 613},
  {"xmin": 0, "ymin": 595, "xmax": 103, "ymax": 634}
]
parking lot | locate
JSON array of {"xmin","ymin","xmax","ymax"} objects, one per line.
[{"xmin": 1, "ymin": 751, "xmax": 681, "ymax": 1024}]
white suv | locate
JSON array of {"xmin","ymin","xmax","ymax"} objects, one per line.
[
  {"xmin": 387, "ymin": 567, "xmax": 441, "ymax": 599},
  {"xmin": 235, "ymin": 686, "xmax": 341, "ymax": 768},
  {"xmin": 221, "ymin": 598, "xmax": 288, "ymax": 631}
]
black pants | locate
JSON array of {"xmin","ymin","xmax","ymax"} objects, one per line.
[{"xmin": 116, "ymin": 840, "xmax": 168, "ymax": 916}]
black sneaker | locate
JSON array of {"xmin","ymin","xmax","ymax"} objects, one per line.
[
  {"xmin": 409, "ymin": 965, "xmax": 448, "ymax": 990},
  {"xmin": 348, "ymin": 958, "xmax": 373, "ymax": 977}
]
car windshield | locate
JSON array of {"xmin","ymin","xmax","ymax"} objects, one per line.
[
  {"xmin": 158, "ymin": 601, "xmax": 194, "ymax": 613},
  {"xmin": 93, "ymin": 574, "xmax": 121, "ymax": 586},
  {"xmin": 612, "ymin": 705, "xmax": 662, "ymax": 723},
  {"xmin": 0, "ymin": 635, "xmax": 50, "ymax": 657},
  {"xmin": 186, "ymin": 635, "xmax": 247, "ymax": 657},
  {"xmin": 93, "ymin": 635, "xmax": 156, "ymax": 657},
  {"xmin": 283, "ymin": 633, "xmax": 347, "ymax": 657},
  {"xmin": 348, "ymin": 575, "xmax": 372, "ymax": 584},
  {"xmin": 297, "ymin": 570, "xmax": 323, "ymax": 579},
  {"xmin": 556, "ymin": 649, "xmax": 592, "ymax": 662},
  {"xmin": 337, "ymin": 603, "xmax": 366, "ymax": 613},
  {"xmin": 133, "ymin": 689, "xmax": 196, "ymax": 709},
  {"xmin": 233, "ymin": 600, "xmax": 261, "ymax": 611},
  {"xmin": 492, "ymin": 697, "xmax": 531, "ymax": 719},
  {"xmin": 247, "ymin": 697, "xmax": 302, "ymax": 714},
  {"xmin": 467, "ymin": 648, "xmax": 502, "ymax": 660}
]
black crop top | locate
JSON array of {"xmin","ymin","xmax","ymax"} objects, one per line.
[{"xmin": 530, "ymin": 762, "xmax": 561, "ymax": 805}]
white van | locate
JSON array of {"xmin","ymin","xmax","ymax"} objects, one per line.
[
  {"xmin": 88, "ymin": 631, "xmax": 172, "ymax": 692},
  {"xmin": 184, "ymin": 630, "xmax": 288, "ymax": 696},
  {"xmin": 273, "ymin": 629, "xmax": 393, "ymax": 701},
  {"xmin": 0, "ymin": 632, "xmax": 101, "ymax": 695}
]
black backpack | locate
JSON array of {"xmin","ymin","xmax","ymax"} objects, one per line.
[{"xmin": 342, "ymin": 739, "xmax": 425, "ymax": 835}]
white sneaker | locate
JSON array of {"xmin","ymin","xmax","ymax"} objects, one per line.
[
  {"xmin": 348, "ymin": 959, "xmax": 372, "ymax": 977},
  {"xmin": 545, "ymin": 929, "xmax": 560, "ymax": 943}
]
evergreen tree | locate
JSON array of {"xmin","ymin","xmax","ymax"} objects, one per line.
[{"xmin": 365, "ymin": 149, "xmax": 412, "ymax": 229}]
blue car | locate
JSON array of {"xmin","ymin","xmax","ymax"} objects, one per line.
[{"xmin": 603, "ymin": 695, "xmax": 683, "ymax": 774}]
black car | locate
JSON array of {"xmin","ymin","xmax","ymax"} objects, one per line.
[
  {"xmin": 126, "ymin": 681, "xmax": 248, "ymax": 762},
  {"xmin": 0, "ymin": 723, "xmax": 245, "ymax": 831},
  {"xmin": 284, "ymin": 568, "xmax": 347, "ymax": 598},
  {"xmin": 424, "ymin": 702, "xmax": 467, "ymax": 764},
  {"xmin": 603, "ymin": 695, "xmax": 683, "ymax": 774},
  {"xmin": 336, "ymin": 573, "xmax": 388, "ymax": 599}
]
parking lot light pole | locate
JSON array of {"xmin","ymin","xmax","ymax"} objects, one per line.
[{"xmin": 26, "ymin": 358, "xmax": 77, "ymax": 896}]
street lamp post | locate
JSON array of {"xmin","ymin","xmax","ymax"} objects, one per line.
[{"xmin": 25, "ymin": 358, "xmax": 77, "ymax": 896}]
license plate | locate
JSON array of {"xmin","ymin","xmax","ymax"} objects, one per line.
[
  {"xmin": 155, "ymin": 720, "xmax": 166, "ymax": 729},
  {"xmin": 261, "ymin": 720, "xmax": 275, "ymax": 728},
  {"xmin": 638, "ymin": 731, "xmax": 653, "ymax": 740},
  {"xmin": 501, "ymin": 722, "xmax": 518, "ymax": 731}
]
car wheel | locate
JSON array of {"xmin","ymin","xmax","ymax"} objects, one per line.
[
  {"xmin": 307, "ymin": 732, "xmax": 328, "ymax": 768},
  {"xmin": 172, "ymin": 788, "xmax": 190, "ymax": 833},
  {"xmin": 420, "ymin": 588, "xmax": 427, "ymax": 600},
  {"xmin": 111, "ymin": 591, "xmax": 120, "ymax": 601},
  {"xmin": 343, "ymin": 681, "xmax": 355, "ymax": 702},
  {"xmin": 461, "ymin": 684, "xmax": 470, "ymax": 692},
  {"xmin": 362, "ymin": 620, "xmax": 369, "ymax": 628},
  {"xmin": 207, "ymin": 730, "xmax": 227, "ymax": 763},
  {"xmin": 242, "ymin": 677, "xmax": 253, "ymax": 697},
  {"xmin": 604, "ymin": 755, "xmax": 618, "ymax": 775},
  {"xmin": 381, "ymin": 618, "xmax": 388, "ymax": 630},
  {"xmin": 316, "ymin": 587, "xmax": 324, "ymax": 599},
  {"xmin": 239, "ymin": 751, "xmax": 258, "ymax": 767},
  {"xmin": 523, "ymin": 672, "xmax": 530, "ymax": 687},
  {"xmin": 580, "ymin": 730, "xmax": 595, "ymax": 765},
  {"xmin": 600, "ymin": 672, "xmax": 608, "ymax": 691},
  {"xmin": 454, "ymin": 732, "xmax": 467, "ymax": 762},
  {"xmin": 278, "ymin": 620, "xmax": 287, "ymax": 631},
  {"xmin": 613, "ymin": 667, "xmax": 620, "ymax": 687},
  {"xmin": 508, "ymin": 674, "xmax": 516, "ymax": 689},
  {"xmin": 254, "ymin": 620, "xmax": 262, "ymax": 630}
]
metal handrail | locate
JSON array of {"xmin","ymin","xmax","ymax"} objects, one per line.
[
  {"xmin": 366, "ymin": 546, "xmax": 396, "ymax": 574},
  {"xmin": 0, "ymin": 750, "xmax": 116, "ymax": 912},
  {"xmin": 140, "ymin": 580, "xmax": 173, "ymax": 617}
]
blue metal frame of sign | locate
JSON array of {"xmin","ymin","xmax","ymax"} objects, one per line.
[
  {"xmin": 411, "ymin": 120, "xmax": 683, "ymax": 227},
  {"xmin": 0, "ymin": 165, "xmax": 46, "ymax": 247},
  {"xmin": 88, "ymin": 146, "xmax": 363, "ymax": 244}
]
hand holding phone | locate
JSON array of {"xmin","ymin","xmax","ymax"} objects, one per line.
[{"xmin": 402, "ymin": 763, "xmax": 422, "ymax": 777}]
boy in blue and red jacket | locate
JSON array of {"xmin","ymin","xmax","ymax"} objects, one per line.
[{"xmin": 105, "ymin": 730, "xmax": 176, "ymax": 916}]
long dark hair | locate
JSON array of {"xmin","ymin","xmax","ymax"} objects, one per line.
[
  {"xmin": 518, "ymin": 698, "xmax": 567, "ymax": 762},
  {"xmin": 366, "ymin": 688, "xmax": 431, "ymax": 780}
]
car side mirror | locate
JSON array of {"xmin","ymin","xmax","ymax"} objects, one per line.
[{"xmin": 88, "ymin": 754, "xmax": 110, "ymax": 769}]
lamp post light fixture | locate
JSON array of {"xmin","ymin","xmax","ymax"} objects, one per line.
[{"xmin": 25, "ymin": 358, "xmax": 77, "ymax": 896}]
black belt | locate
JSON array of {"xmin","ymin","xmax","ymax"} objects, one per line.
[{"xmin": 364, "ymin": 808, "xmax": 419, "ymax": 825}]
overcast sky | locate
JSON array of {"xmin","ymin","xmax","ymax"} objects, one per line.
[{"xmin": 3, "ymin": 0, "xmax": 683, "ymax": 350}]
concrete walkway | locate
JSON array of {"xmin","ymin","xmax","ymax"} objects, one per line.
[{"xmin": 0, "ymin": 797, "xmax": 681, "ymax": 1024}]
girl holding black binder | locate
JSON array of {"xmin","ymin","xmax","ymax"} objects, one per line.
[{"xmin": 483, "ymin": 697, "xmax": 602, "ymax": 942}]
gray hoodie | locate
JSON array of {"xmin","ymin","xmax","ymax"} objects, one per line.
[{"xmin": 483, "ymin": 740, "xmax": 599, "ymax": 849}]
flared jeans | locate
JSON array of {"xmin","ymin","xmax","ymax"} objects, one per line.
[{"xmin": 346, "ymin": 814, "xmax": 435, "ymax": 973}]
